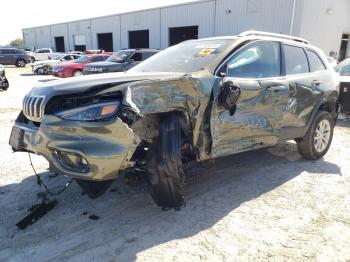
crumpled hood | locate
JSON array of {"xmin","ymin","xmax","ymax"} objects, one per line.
[{"xmin": 27, "ymin": 71, "xmax": 186, "ymax": 97}]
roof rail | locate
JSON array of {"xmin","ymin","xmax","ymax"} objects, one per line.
[{"xmin": 238, "ymin": 31, "xmax": 310, "ymax": 44}]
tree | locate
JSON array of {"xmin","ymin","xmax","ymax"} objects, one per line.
[{"xmin": 10, "ymin": 38, "xmax": 24, "ymax": 47}]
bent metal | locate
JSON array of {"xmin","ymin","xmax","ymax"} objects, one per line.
[{"xmin": 9, "ymin": 31, "xmax": 339, "ymax": 209}]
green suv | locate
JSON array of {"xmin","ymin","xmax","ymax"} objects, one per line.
[{"xmin": 9, "ymin": 31, "xmax": 339, "ymax": 209}]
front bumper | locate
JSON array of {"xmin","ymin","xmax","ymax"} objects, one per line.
[
  {"xmin": 52, "ymin": 70, "xmax": 72, "ymax": 78},
  {"xmin": 10, "ymin": 113, "xmax": 140, "ymax": 181}
]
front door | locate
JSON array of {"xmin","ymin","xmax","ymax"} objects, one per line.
[{"xmin": 211, "ymin": 40, "xmax": 290, "ymax": 158}]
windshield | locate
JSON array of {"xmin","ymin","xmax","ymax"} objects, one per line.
[
  {"xmin": 130, "ymin": 40, "xmax": 232, "ymax": 73},
  {"xmin": 74, "ymin": 55, "xmax": 90, "ymax": 63},
  {"xmin": 335, "ymin": 59, "xmax": 350, "ymax": 76},
  {"xmin": 107, "ymin": 51, "xmax": 133, "ymax": 63}
]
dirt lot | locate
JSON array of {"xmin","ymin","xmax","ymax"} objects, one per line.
[{"xmin": 1, "ymin": 67, "xmax": 350, "ymax": 262}]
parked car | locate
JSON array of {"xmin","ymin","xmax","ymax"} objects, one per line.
[
  {"xmin": 327, "ymin": 57, "xmax": 338, "ymax": 68},
  {"xmin": 83, "ymin": 49, "xmax": 159, "ymax": 74},
  {"xmin": 0, "ymin": 48, "xmax": 31, "ymax": 67},
  {"xmin": 52, "ymin": 54, "xmax": 111, "ymax": 78},
  {"xmin": 26, "ymin": 48, "xmax": 56, "ymax": 63},
  {"xmin": 335, "ymin": 58, "xmax": 350, "ymax": 114},
  {"xmin": 32, "ymin": 54, "xmax": 81, "ymax": 75},
  {"xmin": 0, "ymin": 64, "xmax": 9, "ymax": 91},
  {"xmin": 9, "ymin": 31, "xmax": 339, "ymax": 209}
]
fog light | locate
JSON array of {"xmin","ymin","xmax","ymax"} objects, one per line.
[{"xmin": 51, "ymin": 149, "xmax": 89, "ymax": 173}]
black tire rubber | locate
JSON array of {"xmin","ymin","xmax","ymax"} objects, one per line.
[
  {"xmin": 15, "ymin": 59, "xmax": 26, "ymax": 67},
  {"xmin": 1, "ymin": 80, "xmax": 9, "ymax": 91},
  {"xmin": 30, "ymin": 57, "xmax": 35, "ymax": 63},
  {"xmin": 146, "ymin": 113, "xmax": 185, "ymax": 209},
  {"xmin": 75, "ymin": 179, "xmax": 114, "ymax": 199},
  {"xmin": 297, "ymin": 111, "xmax": 334, "ymax": 160}
]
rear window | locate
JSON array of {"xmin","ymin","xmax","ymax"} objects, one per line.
[
  {"xmin": 305, "ymin": 50, "xmax": 326, "ymax": 72},
  {"xmin": 142, "ymin": 52, "xmax": 157, "ymax": 60},
  {"xmin": 284, "ymin": 45, "xmax": 309, "ymax": 75}
]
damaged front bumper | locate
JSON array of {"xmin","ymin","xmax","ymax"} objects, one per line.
[{"xmin": 9, "ymin": 112, "xmax": 140, "ymax": 181}]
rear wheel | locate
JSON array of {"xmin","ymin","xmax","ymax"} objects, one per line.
[
  {"xmin": 297, "ymin": 111, "xmax": 334, "ymax": 160},
  {"xmin": 15, "ymin": 59, "xmax": 26, "ymax": 67},
  {"xmin": 30, "ymin": 57, "xmax": 35, "ymax": 63},
  {"xmin": 73, "ymin": 70, "xmax": 83, "ymax": 77},
  {"xmin": 1, "ymin": 79, "xmax": 9, "ymax": 91},
  {"xmin": 146, "ymin": 113, "xmax": 185, "ymax": 209},
  {"xmin": 75, "ymin": 179, "xmax": 114, "ymax": 199}
]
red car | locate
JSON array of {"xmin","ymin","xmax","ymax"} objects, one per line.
[{"xmin": 52, "ymin": 54, "xmax": 111, "ymax": 78}]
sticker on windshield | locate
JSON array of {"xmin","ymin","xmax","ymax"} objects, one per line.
[{"xmin": 198, "ymin": 48, "xmax": 216, "ymax": 57}]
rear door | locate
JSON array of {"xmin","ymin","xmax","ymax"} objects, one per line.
[
  {"xmin": 0, "ymin": 49, "xmax": 15, "ymax": 65},
  {"xmin": 211, "ymin": 40, "xmax": 291, "ymax": 157},
  {"xmin": 281, "ymin": 44, "xmax": 328, "ymax": 132}
]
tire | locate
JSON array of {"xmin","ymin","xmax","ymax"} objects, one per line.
[
  {"xmin": 297, "ymin": 111, "xmax": 334, "ymax": 160},
  {"xmin": 30, "ymin": 57, "xmax": 35, "ymax": 63},
  {"xmin": 15, "ymin": 59, "xmax": 26, "ymax": 67},
  {"xmin": 73, "ymin": 70, "xmax": 83, "ymax": 77},
  {"xmin": 75, "ymin": 179, "xmax": 114, "ymax": 199},
  {"xmin": 146, "ymin": 113, "xmax": 185, "ymax": 209},
  {"xmin": 43, "ymin": 65, "xmax": 51, "ymax": 75},
  {"xmin": 1, "ymin": 80, "xmax": 9, "ymax": 91}
]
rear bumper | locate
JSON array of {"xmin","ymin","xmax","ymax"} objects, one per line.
[{"xmin": 10, "ymin": 113, "xmax": 139, "ymax": 181}]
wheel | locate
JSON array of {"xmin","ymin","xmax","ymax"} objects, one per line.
[
  {"xmin": 30, "ymin": 57, "xmax": 35, "ymax": 63},
  {"xmin": 73, "ymin": 70, "xmax": 83, "ymax": 77},
  {"xmin": 297, "ymin": 111, "xmax": 334, "ymax": 160},
  {"xmin": 146, "ymin": 113, "xmax": 185, "ymax": 209},
  {"xmin": 15, "ymin": 59, "xmax": 26, "ymax": 67},
  {"xmin": 43, "ymin": 65, "xmax": 51, "ymax": 75},
  {"xmin": 1, "ymin": 80, "xmax": 9, "ymax": 91},
  {"xmin": 75, "ymin": 179, "xmax": 114, "ymax": 199}
]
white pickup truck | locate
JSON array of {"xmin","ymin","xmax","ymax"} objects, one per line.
[{"xmin": 26, "ymin": 48, "xmax": 58, "ymax": 63}]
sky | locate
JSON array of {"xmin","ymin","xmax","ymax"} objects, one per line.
[{"xmin": 0, "ymin": 0, "xmax": 197, "ymax": 45}]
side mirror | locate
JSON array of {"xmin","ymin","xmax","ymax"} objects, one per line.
[{"xmin": 217, "ymin": 81, "xmax": 241, "ymax": 115}]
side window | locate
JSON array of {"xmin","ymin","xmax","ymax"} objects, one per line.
[
  {"xmin": 142, "ymin": 52, "xmax": 156, "ymax": 60},
  {"xmin": 130, "ymin": 52, "xmax": 142, "ymax": 62},
  {"xmin": 226, "ymin": 41, "xmax": 281, "ymax": 78},
  {"xmin": 42, "ymin": 49, "xmax": 50, "ymax": 53},
  {"xmin": 305, "ymin": 50, "xmax": 326, "ymax": 72},
  {"xmin": 2, "ymin": 49, "xmax": 15, "ymax": 54},
  {"xmin": 284, "ymin": 45, "xmax": 309, "ymax": 75},
  {"xmin": 91, "ymin": 56, "xmax": 105, "ymax": 62}
]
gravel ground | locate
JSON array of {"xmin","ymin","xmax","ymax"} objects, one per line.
[{"xmin": 1, "ymin": 67, "xmax": 350, "ymax": 262}]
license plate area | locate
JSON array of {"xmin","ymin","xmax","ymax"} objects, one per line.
[{"xmin": 9, "ymin": 127, "xmax": 24, "ymax": 151}]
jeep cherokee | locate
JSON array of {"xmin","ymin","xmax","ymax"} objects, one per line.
[{"xmin": 9, "ymin": 31, "xmax": 339, "ymax": 209}]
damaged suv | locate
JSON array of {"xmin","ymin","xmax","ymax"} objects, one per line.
[{"xmin": 9, "ymin": 31, "xmax": 339, "ymax": 209}]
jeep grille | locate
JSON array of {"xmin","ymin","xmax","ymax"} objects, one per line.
[{"xmin": 23, "ymin": 95, "xmax": 46, "ymax": 122}]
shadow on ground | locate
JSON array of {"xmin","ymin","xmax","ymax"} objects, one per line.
[{"xmin": 0, "ymin": 142, "xmax": 342, "ymax": 260}]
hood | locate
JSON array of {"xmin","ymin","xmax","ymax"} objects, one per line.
[
  {"xmin": 85, "ymin": 61, "xmax": 122, "ymax": 67},
  {"xmin": 34, "ymin": 59, "xmax": 60, "ymax": 66},
  {"xmin": 28, "ymin": 71, "xmax": 186, "ymax": 97}
]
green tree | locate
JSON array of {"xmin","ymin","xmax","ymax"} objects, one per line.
[{"xmin": 10, "ymin": 38, "xmax": 24, "ymax": 47}]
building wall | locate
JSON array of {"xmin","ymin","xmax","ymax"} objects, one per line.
[
  {"xmin": 22, "ymin": 28, "xmax": 36, "ymax": 50},
  {"xmin": 295, "ymin": 0, "xmax": 350, "ymax": 58},
  {"xmin": 22, "ymin": 0, "xmax": 350, "ymax": 57},
  {"xmin": 121, "ymin": 9, "xmax": 161, "ymax": 49},
  {"xmin": 160, "ymin": 1, "xmax": 215, "ymax": 49},
  {"xmin": 34, "ymin": 26, "xmax": 52, "ymax": 50},
  {"xmin": 51, "ymin": 23, "xmax": 70, "ymax": 52},
  {"xmin": 91, "ymin": 15, "xmax": 121, "ymax": 51},
  {"xmin": 215, "ymin": 0, "xmax": 294, "ymax": 36},
  {"xmin": 67, "ymin": 20, "xmax": 92, "ymax": 51}
]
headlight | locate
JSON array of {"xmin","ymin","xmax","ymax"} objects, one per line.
[{"xmin": 55, "ymin": 101, "xmax": 120, "ymax": 121}]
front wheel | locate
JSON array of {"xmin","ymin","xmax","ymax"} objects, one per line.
[
  {"xmin": 73, "ymin": 70, "xmax": 83, "ymax": 77},
  {"xmin": 297, "ymin": 111, "xmax": 334, "ymax": 160},
  {"xmin": 146, "ymin": 113, "xmax": 185, "ymax": 209}
]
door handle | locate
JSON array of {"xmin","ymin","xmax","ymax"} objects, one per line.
[
  {"xmin": 312, "ymin": 80, "xmax": 321, "ymax": 87},
  {"xmin": 267, "ymin": 85, "xmax": 288, "ymax": 92}
]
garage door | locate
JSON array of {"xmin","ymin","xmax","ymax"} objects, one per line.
[
  {"xmin": 74, "ymin": 35, "xmax": 86, "ymax": 52},
  {"xmin": 97, "ymin": 33, "xmax": 113, "ymax": 52},
  {"xmin": 169, "ymin": 26, "xmax": 198, "ymax": 46},
  {"xmin": 129, "ymin": 30, "xmax": 149, "ymax": 48}
]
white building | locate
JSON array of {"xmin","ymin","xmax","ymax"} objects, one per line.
[{"xmin": 22, "ymin": 0, "xmax": 350, "ymax": 60}]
